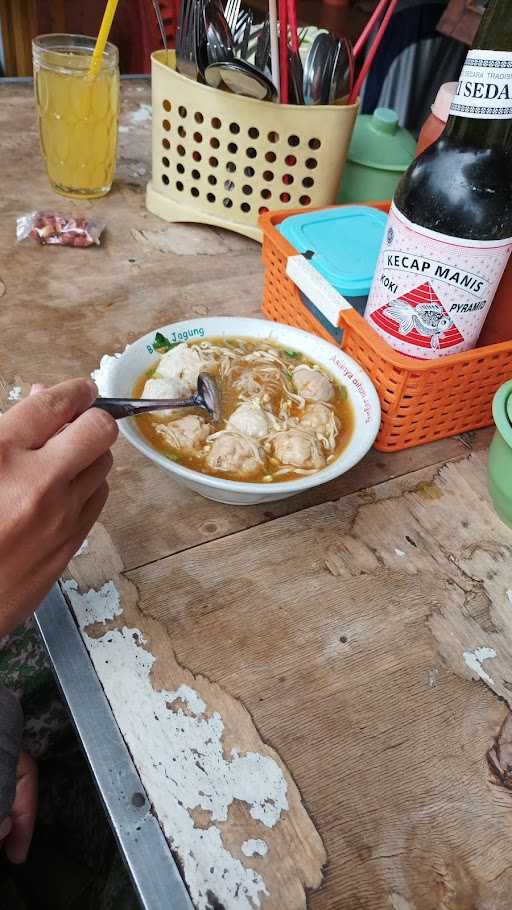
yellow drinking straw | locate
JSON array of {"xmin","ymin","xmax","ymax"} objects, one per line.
[{"xmin": 89, "ymin": 0, "xmax": 121, "ymax": 77}]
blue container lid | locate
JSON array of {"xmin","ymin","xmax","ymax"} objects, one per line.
[{"xmin": 277, "ymin": 206, "xmax": 387, "ymax": 297}]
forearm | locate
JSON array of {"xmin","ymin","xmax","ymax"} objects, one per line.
[{"xmin": 0, "ymin": 688, "xmax": 22, "ymax": 822}]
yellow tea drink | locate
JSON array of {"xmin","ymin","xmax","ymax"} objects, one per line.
[{"xmin": 33, "ymin": 35, "xmax": 120, "ymax": 199}]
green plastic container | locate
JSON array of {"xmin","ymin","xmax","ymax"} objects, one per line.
[
  {"xmin": 488, "ymin": 380, "xmax": 512, "ymax": 529},
  {"xmin": 337, "ymin": 107, "xmax": 416, "ymax": 204}
]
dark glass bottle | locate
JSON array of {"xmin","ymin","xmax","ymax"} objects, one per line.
[
  {"xmin": 365, "ymin": 0, "xmax": 512, "ymax": 358},
  {"xmin": 396, "ymin": 0, "xmax": 512, "ymax": 242}
]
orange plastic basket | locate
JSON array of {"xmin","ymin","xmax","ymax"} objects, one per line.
[{"xmin": 260, "ymin": 204, "xmax": 512, "ymax": 452}]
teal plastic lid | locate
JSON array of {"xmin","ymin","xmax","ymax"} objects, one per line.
[{"xmin": 278, "ymin": 206, "xmax": 387, "ymax": 297}]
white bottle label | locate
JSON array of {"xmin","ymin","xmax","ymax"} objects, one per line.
[
  {"xmin": 364, "ymin": 203, "xmax": 512, "ymax": 359},
  {"xmin": 450, "ymin": 50, "xmax": 512, "ymax": 119}
]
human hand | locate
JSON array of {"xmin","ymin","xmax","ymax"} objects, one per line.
[
  {"xmin": 0, "ymin": 379, "xmax": 118, "ymax": 637},
  {"xmin": 0, "ymin": 751, "xmax": 38, "ymax": 864}
]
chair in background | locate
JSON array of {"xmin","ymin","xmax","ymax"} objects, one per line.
[
  {"xmin": 160, "ymin": 0, "xmax": 180, "ymax": 42},
  {"xmin": 437, "ymin": 0, "xmax": 484, "ymax": 45},
  {"xmin": 0, "ymin": 0, "xmax": 179, "ymax": 76},
  {"xmin": 124, "ymin": 0, "xmax": 179, "ymax": 73},
  {"xmin": 0, "ymin": 0, "xmax": 40, "ymax": 76}
]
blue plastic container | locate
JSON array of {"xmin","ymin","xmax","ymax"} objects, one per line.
[{"xmin": 277, "ymin": 207, "xmax": 387, "ymax": 337}]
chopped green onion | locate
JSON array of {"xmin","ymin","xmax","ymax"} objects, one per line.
[
  {"xmin": 145, "ymin": 368, "xmax": 156, "ymax": 378},
  {"xmin": 164, "ymin": 451, "xmax": 180, "ymax": 462},
  {"xmin": 285, "ymin": 350, "xmax": 299, "ymax": 358}
]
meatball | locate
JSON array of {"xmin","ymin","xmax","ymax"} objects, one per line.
[
  {"xmin": 156, "ymin": 415, "xmax": 210, "ymax": 454},
  {"xmin": 270, "ymin": 429, "xmax": 325, "ymax": 469},
  {"xmin": 206, "ymin": 433, "xmax": 263, "ymax": 476},
  {"xmin": 158, "ymin": 343, "xmax": 212, "ymax": 393},
  {"xmin": 142, "ymin": 377, "xmax": 190, "ymax": 417},
  {"xmin": 292, "ymin": 365, "xmax": 334, "ymax": 402},
  {"xmin": 300, "ymin": 402, "xmax": 340, "ymax": 446},
  {"xmin": 227, "ymin": 399, "xmax": 275, "ymax": 439}
]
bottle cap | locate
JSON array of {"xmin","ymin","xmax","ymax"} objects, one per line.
[
  {"xmin": 347, "ymin": 107, "xmax": 416, "ymax": 171},
  {"xmin": 431, "ymin": 82, "xmax": 458, "ymax": 123},
  {"xmin": 372, "ymin": 107, "xmax": 399, "ymax": 136}
]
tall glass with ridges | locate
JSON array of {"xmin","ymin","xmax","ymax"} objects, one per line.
[{"xmin": 33, "ymin": 34, "xmax": 120, "ymax": 199}]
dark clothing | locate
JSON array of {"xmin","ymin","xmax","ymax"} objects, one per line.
[
  {"xmin": 0, "ymin": 621, "xmax": 139, "ymax": 910},
  {"xmin": 0, "ymin": 688, "xmax": 22, "ymax": 824}
]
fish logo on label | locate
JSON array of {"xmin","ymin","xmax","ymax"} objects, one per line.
[{"xmin": 370, "ymin": 281, "xmax": 464, "ymax": 351}]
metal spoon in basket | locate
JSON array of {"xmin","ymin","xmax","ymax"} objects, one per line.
[{"xmin": 92, "ymin": 373, "xmax": 221, "ymax": 422}]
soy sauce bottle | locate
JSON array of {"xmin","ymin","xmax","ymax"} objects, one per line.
[{"xmin": 364, "ymin": 0, "xmax": 512, "ymax": 358}]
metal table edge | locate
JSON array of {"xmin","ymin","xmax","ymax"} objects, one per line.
[{"xmin": 36, "ymin": 584, "xmax": 193, "ymax": 910}]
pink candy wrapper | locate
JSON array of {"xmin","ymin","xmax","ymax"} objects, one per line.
[{"xmin": 17, "ymin": 212, "xmax": 105, "ymax": 247}]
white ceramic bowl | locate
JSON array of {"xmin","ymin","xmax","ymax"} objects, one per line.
[{"xmin": 95, "ymin": 317, "xmax": 381, "ymax": 505}]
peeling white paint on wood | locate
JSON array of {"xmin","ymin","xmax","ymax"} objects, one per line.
[
  {"xmin": 241, "ymin": 839, "xmax": 268, "ymax": 858},
  {"xmin": 130, "ymin": 103, "xmax": 152, "ymax": 124},
  {"xmin": 394, "ymin": 549, "xmax": 406, "ymax": 558},
  {"xmin": 75, "ymin": 539, "xmax": 89, "ymax": 557},
  {"xmin": 64, "ymin": 578, "xmax": 291, "ymax": 909},
  {"xmin": 167, "ymin": 683, "xmax": 207, "ymax": 716},
  {"xmin": 463, "ymin": 647, "xmax": 497, "ymax": 687},
  {"xmin": 390, "ymin": 894, "xmax": 415, "ymax": 910},
  {"xmin": 8, "ymin": 386, "xmax": 21, "ymax": 401},
  {"xmin": 427, "ymin": 668, "xmax": 439, "ymax": 689},
  {"xmin": 64, "ymin": 579, "xmax": 122, "ymax": 626}
]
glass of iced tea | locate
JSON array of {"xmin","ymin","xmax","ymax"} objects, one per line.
[{"xmin": 33, "ymin": 34, "xmax": 120, "ymax": 199}]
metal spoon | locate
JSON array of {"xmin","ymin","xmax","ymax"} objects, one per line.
[
  {"xmin": 205, "ymin": 58, "xmax": 277, "ymax": 100},
  {"xmin": 303, "ymin": 32, "xmax": 332, "ymax": 105},
  {"xmin": 205, "ymin": 0, "xmax": 235, "ymax": 67},
  {"xmin": 92, "ymin": 373, "xmax": 221, "ymax": 422},
  {"xmin": 254, "ymin": 15, "xmax": 271, "ymax": 72},
  {"xmin": 237, "ymin": 9, "xmax": 253, "ymax": 61},
  {"xmin": 288, "ymin": 47, "xmax": 304, "ymax": 105},
  {"xmin": 328, "ymin": 35, "xmax": 354, "ymax": 103},
  {"xmin": 304, "ymin": 32, "xmax": 347, "ymax": 105}
]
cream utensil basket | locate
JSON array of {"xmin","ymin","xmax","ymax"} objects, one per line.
[{"xmin": 146, "ymin": 51, "xmax": 359, "ymax": 241}]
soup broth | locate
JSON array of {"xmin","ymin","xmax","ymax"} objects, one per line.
[{"xmin": 134, "ymin": 336, "xmax": 353, "ymax": 483}]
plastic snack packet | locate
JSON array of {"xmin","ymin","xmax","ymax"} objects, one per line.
[{"xmin": 16, "ymin": 212, "xmax": 105, "ymax": 247}]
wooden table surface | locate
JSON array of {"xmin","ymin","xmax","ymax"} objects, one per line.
[{"xmin": 2, "ymin": 79, "xmax": 512, "ymax": 910}]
